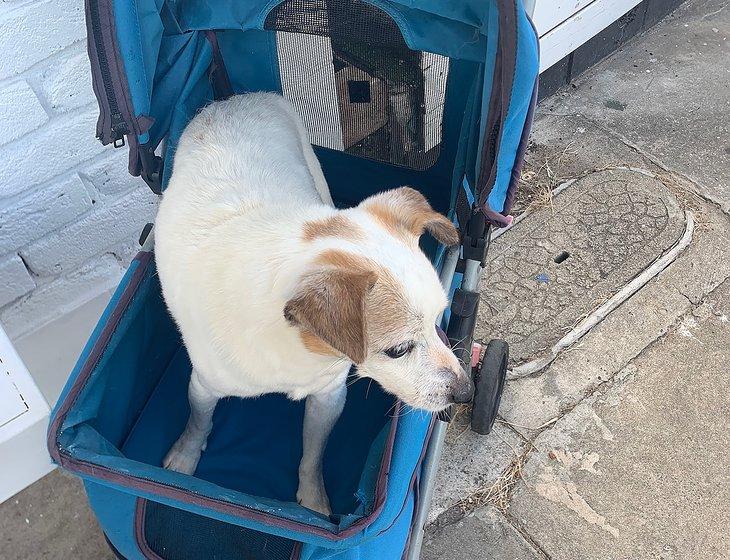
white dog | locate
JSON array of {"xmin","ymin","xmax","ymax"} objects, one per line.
[{"xmin": 154, "ymin": 93, "xmax": 472, "ymax": 515}]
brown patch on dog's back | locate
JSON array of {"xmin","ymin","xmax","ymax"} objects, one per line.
[
  {"xmin": 315, "ymin": 248, "xmax": 374, "ymax": 273},
  {"xmin": 302, "ymin": 215, "xmax": 362, "ymax": 242}
]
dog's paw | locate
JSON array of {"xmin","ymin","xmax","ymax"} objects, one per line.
[
  {"xmin": 163, "ymin": 438, "xmax": 202, "ymax": 475},
  {"xmin": 297, "ymin": 478, "xmax": 332, "ymax": 516}
]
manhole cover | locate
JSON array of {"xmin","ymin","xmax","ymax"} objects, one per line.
[{"xmin": 476, "ymin": 168, "xmax": 685, "ymax": 367}]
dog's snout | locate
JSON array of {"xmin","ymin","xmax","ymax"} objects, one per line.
[
  {"xmin": 451, "ymin": 379, "xmax": 474, "ymax": 404},
  {"xmin": 440, "ymin": 368, "xmax": 474, "ymax": 404}
]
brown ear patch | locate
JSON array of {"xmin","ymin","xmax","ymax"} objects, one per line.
[
  {"xmin": 285, "ymin": 253, "xmax": 377, "ymax": 364},
  {"xmin": 362, "ymin": 186, "xmax": 459, "ymax": 246},
  {"xmin": 299, "ymin": 330, "xmax": 340, "ymax": 357},
  {"xmin": 302, "ymin": 214, "xmax": 362, "ymax": 242}
]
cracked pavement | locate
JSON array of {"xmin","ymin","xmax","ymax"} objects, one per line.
[{"xmin": 424, "ymin": 1, "xmax": 730, "ymax": 558}]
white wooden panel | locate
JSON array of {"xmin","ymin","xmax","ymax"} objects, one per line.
[
  {"xmin": 0, "ymin": 372, "xmax": 27, "ymax": 428},
  {"xmin": 539, "ymin": 0, "xmax": 643, "ymax": 71},
  {"xmin": 0, "ymin": 325, "xmax": 52, "ymax": 503},
  {"xmin": 532, "ymin": 0, "xmax": 597, "ymax": 36}
]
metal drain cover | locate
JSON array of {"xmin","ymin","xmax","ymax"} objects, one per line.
[{"xmin": 476, "ymin": 168, "xmax": 686, "ymax": 367}]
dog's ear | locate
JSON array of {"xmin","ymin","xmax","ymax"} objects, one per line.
[
  {"xmin": 284, "ymin": 265, "xmax": 377, "ymax": 364},
  {"xmin": 360, "ymin": 186, "xmax": 459, "ymax": 246}
]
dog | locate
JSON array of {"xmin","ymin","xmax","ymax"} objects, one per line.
[{"xmin": 154, "ymin": 92, "xmax": 473, "ymax": 515}]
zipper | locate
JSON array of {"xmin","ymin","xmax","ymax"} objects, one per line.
[{"xmin": 87, "ymin": 0, "xmax": 130, "ymax": 145}]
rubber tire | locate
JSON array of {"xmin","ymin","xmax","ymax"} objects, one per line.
[{"xmin": 470, "ymin": 339, "xmax": 508, "ymax": 435}]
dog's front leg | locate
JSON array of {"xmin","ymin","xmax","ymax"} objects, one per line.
[
  {"xmin": 164, "ymin": 370, "xmax": 219, "ymax": 475},
  {"xmin": 297, "ymin": 378, "xmax": 347, "ymax": 515}
]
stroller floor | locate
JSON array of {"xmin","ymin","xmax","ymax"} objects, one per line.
[{"xmin": 121, "ymin": 347, "xmax": 396, "ymax": 516}]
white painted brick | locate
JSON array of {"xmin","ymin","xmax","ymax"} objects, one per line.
[
  {"xmin": 0, "ymin": 254, "xmax": 35, "ymax": 307},
  {"xmin": 80, "ymin": 150, "xmax": 140, "ymax": 196},
  {"xmin": 0, "ymin": 80, "xmax": 48, "ymax": 146},
  {"xmin": 0, "ymin": 109, "xmax": 107, "ymax": 198},
  {"xmin": 19, "ymin": 187, "xmax": 158, "ymax": 276},
  {"xmin": 34, "ymin": 49, "xmax": 94, "ymax": 113},
  {"xmin": 0, "ymin": 174, "xmax": 93, "ymax": 254},
  {"xmin": 108, "ymin": 239, "xmax": 142, "ymax": 267},
  {"xmin": 0, "ymin": 253, "xmax": 124, "ymax": 338},
  {"xmin": 0, "ymin": 0, "xmax": 85, "ymax": 80}
]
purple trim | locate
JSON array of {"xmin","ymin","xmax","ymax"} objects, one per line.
[
  {"xmin": 133, "ymin": 417, "xmax": 435, "ymax": 558},
  {"xmin": 477, "ymin": 2, "xmax": 541, "ymax": 227},
  {"xmin": 47, "ymin": 251, "xmax": 153, "ymax": 465},
  {"xmin": 290, "ymin": 541, "xmax": 303, "ymax": 560},
  {"xmin": 400, "ymin": 419, "xmax": 437, "ymax": 559},
  {"xmin": 135, "ymin": 500, "xmax": 163, "ymax": 560},
  {"xmin": 476, "ymin": 0, "xmax": 519, "ymax": 208},
  {"xmin": 480, "ymin": 205, "xmax": 514, "ymax": 228},
  {"xmin": 503, "ymin": 76, "xmax": 538, "ymax": 215},
  {"xmin": 204, "ymin": 31, "xmax": 235, "ymax": 100},
  {"xmin": 503, "ymin": 14, "xmax": 540, "ymax": 216},
  {"xmin": 61, "ymin": 414, "xmax": 400, "ymax": 541}
]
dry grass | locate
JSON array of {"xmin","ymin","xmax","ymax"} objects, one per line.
[
  {"xmin": 515, "ymin": 141, "xmax": 577, "ymax": 214},
  {"xmin": 457, "ymin": 447, "xmax": 531, "ymax": 513}
]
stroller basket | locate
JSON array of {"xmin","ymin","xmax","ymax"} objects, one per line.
[{"xmin": 49, "ymin": 1, "xmax": 538, "ymax": 558}]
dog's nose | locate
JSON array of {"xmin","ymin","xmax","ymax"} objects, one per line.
[{"xmin": 450, "ymin": 375, "xmax": 474, "ymax": 404}]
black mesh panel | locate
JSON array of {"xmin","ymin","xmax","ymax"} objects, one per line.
[
  {"xmin": 143, "ymin": 500, "xmax": 298, "ymax": 560},
  {"xmin": 265, "ymin": 0, "xmax": 449, "ymax": 170}
]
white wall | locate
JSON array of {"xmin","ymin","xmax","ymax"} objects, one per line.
[
  {"xmin": 0, "ymin": 0, "xmax": 644, "ymax": 341},
  {"xmin": 0, "ymin": 0, "xmax": 159, "ymax": 340}
]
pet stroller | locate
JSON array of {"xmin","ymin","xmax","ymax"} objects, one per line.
[{"xmin": 48, "ymin": 1, "xmax": 538, "ymax": 558}]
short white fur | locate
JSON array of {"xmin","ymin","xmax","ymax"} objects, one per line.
[{"xmin": 155, "ymin": 93, "xmax": 467, "ymax": 515}]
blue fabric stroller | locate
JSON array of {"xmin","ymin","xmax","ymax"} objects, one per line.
[{"xmin": 48, "ymin": 1, "xmax": 538, "ymax": 558}]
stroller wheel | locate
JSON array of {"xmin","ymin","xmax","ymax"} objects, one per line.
[{"xmin": 470, "ymin": 339, "xmax": 508, "ymax": 435}]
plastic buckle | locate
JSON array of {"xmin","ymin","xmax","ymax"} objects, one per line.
[
  {"xmin": 139, "ymin": 223, "xmax": 154, "ymax": 246},
  {"xmin": 461, "ymin": 211, "xmax": 491, "ymax": 266},
  {"xmin": 139, "ymin": 144, "xmax": 163, "ymax": 195}
]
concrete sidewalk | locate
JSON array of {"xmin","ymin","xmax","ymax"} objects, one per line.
[
  {"xmin": 1, "ymin": 1, "xmax": 728, "ymax": 559},
  {"xmin": 424, "ymin": 0, "xmax": 729, "ymax": 558}
]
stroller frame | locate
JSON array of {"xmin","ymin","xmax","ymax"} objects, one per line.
[{"xmin": 49, "ymin": 1, "xmax": 539, "ymax": 558}]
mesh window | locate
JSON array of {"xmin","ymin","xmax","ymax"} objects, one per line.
[
  {"xmin": 142, "ymin": 500, "xmax": 298, "ymax": 560},
  {"xmin": 265, "ymin": 0, "xmax": 449, "ymax": 170}
]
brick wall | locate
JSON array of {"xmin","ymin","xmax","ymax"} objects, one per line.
[{"xmin": 0, "ymin": 0, "xmax": 159, "ymax": 339}]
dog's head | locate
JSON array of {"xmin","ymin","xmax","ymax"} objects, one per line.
[{"xmin": 285, "ymin": 187, "xmax": 473, "ymax": 412}]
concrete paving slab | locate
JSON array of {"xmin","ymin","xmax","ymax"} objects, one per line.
[
  {"xmin": 495, "ymin": 107, "xmax": 730, "ymax": 434},
  {"xmin": 428, "ymin": 415, "xmax": 525, "ymax": 523},
  {"xmin": 508, "ymin": 279, "xmax": 730, "ymax": 560},
  {"xmin": 422, "ymin": 507, "xmax": 542, "ymax": 560},
  {"xmin": 0, "ymin": 469, "xmax": 113, "ymax": 560},
  {"xmin": 540, "ymin": 0, "xmax": 730, "ymax": 211},
  {"xmin": 499, "ymin": 200, "xmax": 730, "ymax": 434},
  {"xmin": 477, "ymin": 168, "xmax": 685, "ymax": 366}
]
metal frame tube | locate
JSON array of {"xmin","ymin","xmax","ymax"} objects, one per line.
[{"xmin": 406, "ymin": 250, "xmax": 483, "ymax": 559}]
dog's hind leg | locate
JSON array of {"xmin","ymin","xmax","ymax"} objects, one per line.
[
  {"xmin": 297, "ymin": 375, "xmax": 347, "ymax": 515},
  {"xmin": 163, "ymin": 369, "xmax": 220, "ymax": 475}
]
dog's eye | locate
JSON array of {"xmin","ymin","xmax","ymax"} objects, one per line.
[{"xmin": 384, "ymin": 342, "xmax": 415, "ymax": 359}]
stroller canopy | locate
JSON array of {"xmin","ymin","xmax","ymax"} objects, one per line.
[{"xmin": 91, "ymin": 0, "xmax": 538, "ymax": 222}]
